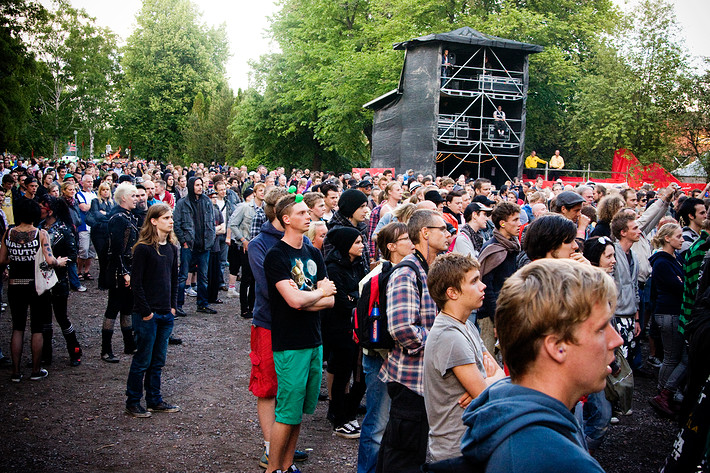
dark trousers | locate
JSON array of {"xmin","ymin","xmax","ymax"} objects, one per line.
[
  {"xmin": 207, "ymin": 250, "xmax": 222, "ymax": 303},
  {"xmin": 326, "ymin": 331, "xmax": 366, "ymax": 427},
  {"xmin": 376, "ymin": 382, "xmax": 429, "ymax": 473},
  {"xmin": 92, "ymin": 235, "xmax": 109, "ymax": 290},
  {"xmin": 239, "ymin": 247, "xmax": 255, "ymax": 315},
  {"xmin": 105, "ymin": 285, "xmax": 134, "ymax": 319}
]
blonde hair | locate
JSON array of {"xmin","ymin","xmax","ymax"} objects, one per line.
[
  {"xmin": 306, "ymin": 220, "xmax": 327, "ymax": 242},
  {"xmin": 651, "ymin": 223, "xmax": 681, "ymax": 249},
  {"xmin": 113, "ymin": 182, "xmax": 137, "ymax": 207},
  {"xmin": 97, "ymin": 182, "xmax": 113, "ymax": 203},
  {"xmin": 496, "ymin": 259, "xmax": 617, "ymax": 380}
]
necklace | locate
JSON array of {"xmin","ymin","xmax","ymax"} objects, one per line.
[{"xmin": 440, "ymin": 310, "xmax": 465, "ymax": 324}]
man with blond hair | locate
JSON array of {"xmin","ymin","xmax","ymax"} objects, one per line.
[{"xmin": 460, "ymin": 259, "xmax": 622, "ymax": 472}]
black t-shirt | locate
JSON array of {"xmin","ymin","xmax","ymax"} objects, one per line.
[{"xmin": 264, "ymin": 240, "xmax": 327, "ymax": 352}]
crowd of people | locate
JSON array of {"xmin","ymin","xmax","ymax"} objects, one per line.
[{"xmin": 0, "ymin": 156, "xmax": 708, "ymax": 472}]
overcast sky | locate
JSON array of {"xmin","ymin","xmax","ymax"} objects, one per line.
[{"xmin": 66, "ymin": 0, "xmax": 709, "ymax": 92}]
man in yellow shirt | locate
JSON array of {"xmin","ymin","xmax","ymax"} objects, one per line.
[
  {"xmin": 550, "ymin": 150, "xmax": 565, "ymax": 180},
  {"xmin": 525, "ymin": 151, "xmax": 547, "ymax": 169}
]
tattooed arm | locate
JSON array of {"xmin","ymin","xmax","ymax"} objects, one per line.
[{"xmin": 40, "ymin": 230, "xmax": 67, "ymax": 267}]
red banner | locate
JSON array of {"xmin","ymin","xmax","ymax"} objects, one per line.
[{"xmin": 352, "ymin": 168, "xmax": 395, "ymax": 178}]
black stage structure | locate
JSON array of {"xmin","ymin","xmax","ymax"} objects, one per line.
[{"xmin": 364, "ymin": 27, "xmax": 543, "ymax": 185}]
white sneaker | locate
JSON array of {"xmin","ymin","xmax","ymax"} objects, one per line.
[
  {"xmin": 347, "ymin": 419, "xmax": 360, "ymax": 430},
  {"xmin": 226, "ymin": 287, "xmax": 237, "ymax": 298},
  {"xmin": 185, "ymin": 287, "xmax": 197, "ymax": 297}
]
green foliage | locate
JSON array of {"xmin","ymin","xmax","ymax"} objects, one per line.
[
  {"xmin": 0, "ymin": 0, "xmax": 46, "ymax": 153},
  {"xmin": 233, "ymin": 0, "xmax": 623, "ymax": 171},
  {"xmin": 182, "ymin": 85, "xmax": 235, "ymax": 165},
  {"xmin": 117, "ymin": 0, "xmax": 229, "ymax": 161}
]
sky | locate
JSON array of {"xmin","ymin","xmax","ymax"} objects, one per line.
[{"xmin": 66, "ymin": 0, "xmax": 709, "ymax": 92}]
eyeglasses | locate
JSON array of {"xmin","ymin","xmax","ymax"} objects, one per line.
[
  {"xmin": 425, "ymin": 225, "xmax": 447, "ymax": 233},
  {"xmin": 395, "ymin": 235, "xmax": 411, "ymax": 242}
]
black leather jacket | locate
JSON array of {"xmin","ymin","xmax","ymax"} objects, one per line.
[{"xmin": 104, "ymin": 206, "xmax": 140, "ymax": 288}]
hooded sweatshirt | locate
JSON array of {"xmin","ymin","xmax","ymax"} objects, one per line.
[
  {"xmin": 173, "ymin": 177, "xmax": 215, "ymax": 251},
  {"xmin": 460, "ymin": 378, "xmax": 604, "ymax": 473},
  {"xmin": 649, "ymin": 250, "xmax": 684, "ymax": 315}
]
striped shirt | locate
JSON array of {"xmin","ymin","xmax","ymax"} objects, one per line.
[
  {"xmin": 679, "ymin": 230, "xmax": 710, "ymax": 335},
  {"xmin": 379, "ymin": 253, "xmax": 437, "ymax": 396}
]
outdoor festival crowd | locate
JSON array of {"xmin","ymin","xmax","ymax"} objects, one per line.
[{"xmin": 1, "ymin": 156, "xmax": 709, "ymax": 473}]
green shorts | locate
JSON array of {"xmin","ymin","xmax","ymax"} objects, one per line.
[{"xmin": 273, "ymin": 346, "xmax": 323, "ymax": 425}]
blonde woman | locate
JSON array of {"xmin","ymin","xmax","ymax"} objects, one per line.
[
  {"xmin": 86, "ymin": 182, "xmax": 115, "ymax": 289},
  {"xmin": 648, "ymin": 223, "xmax": 685, "ymax": 417}
]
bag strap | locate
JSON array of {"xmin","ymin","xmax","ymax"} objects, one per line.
[{"xmin": 393, "ymin": 259, "xmax": 423, "ymax": 297}]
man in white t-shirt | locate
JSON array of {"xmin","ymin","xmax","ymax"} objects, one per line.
[{"xmin": 76, "ymin": 174, "xmax": 98, "ymax": 280}]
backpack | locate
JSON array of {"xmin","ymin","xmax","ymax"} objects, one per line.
[{"xmin": 353, "ymin": 259, "xmax": 423, "ymax": 350}]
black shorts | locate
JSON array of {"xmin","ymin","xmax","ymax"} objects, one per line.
[{"xmin": 9, "ymin": 284, "xmax": 52, "ymax": 333}]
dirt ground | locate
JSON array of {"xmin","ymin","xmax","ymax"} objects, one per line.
[{"xmin": 0, "ymin": 277, "xmax": 678, "ymax": 473}]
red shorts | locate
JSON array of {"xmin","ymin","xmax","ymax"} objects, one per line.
[{"xmin": 249, "ymin": 325, "xmax": 278, "ymax": 398}]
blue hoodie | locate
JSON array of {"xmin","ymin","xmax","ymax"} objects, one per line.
[{"xmin": 460, "ymin": 378, "xmax": 605, "ymax": 472}]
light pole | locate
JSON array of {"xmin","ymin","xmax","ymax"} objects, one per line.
[{"xmin": 73, "ymin": 130, "xmax": 78, "ymax": 158}]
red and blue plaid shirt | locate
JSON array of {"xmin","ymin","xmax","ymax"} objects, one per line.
[{"xmin": 379, "ymin": 253, "xmax": 437, "ymax": 396}]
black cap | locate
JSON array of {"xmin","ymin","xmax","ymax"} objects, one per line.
[
  {"xmin": 357, "ymin": 179, "xmax": 373, "ymax": 188},
  {"xmin": 472, "ymin": 195, "xmax": 495, "ymax": 207},
  {"xmin": 424, "ymin": 190, "xmax": 445, "ymax": 205},
  {"xmin": 556, "ymin": 191, "xmax": 585, "ymax": 209}
]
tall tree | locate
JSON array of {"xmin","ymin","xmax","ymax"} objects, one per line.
[
  {"xmin": 118, "ymin": 0, "xmax": 229, "ymax": 161},
  {"xmin": 0, "ymin": 0, "xmax": 46, "ymax": 153}
]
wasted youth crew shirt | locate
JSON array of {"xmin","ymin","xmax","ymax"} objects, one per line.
[{"xmin": 264, "ymin": 240, "xmax": 328, "ymax": 352}]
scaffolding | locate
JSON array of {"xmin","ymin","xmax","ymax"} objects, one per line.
[{"xmin": 437, "ymin": 46, "xmax": 526, "ymax": 181}]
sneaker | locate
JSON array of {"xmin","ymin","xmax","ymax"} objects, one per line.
[
  {"xmin": 101, "ymin": 352, "xmax": 120, "ymax": 363},
  {"xmin": 125, "ymin": 404, "xmax": 152, "ymax": 418},
  {"xmin": 286, "ymin": 465, "xmax": 302, "ymax": 473},
  {"xmin": 186, "ymin": 287, "xmax": 197, "ymax": 297},
  {"xmin": 647, "ymin": 356, "xmax": 662, "ymax": 368},
  {"xmin": 226, "ymin": 287, "xmax": 237, "ymax": 298},
  {"xmin": 347, "ymin": 419, "xmax": 361, "ymax": 431},
  {"xmin": 30, "ymin": 368, "xmax": 49, "ymax": 380},
  {"xmin": 609, "ymin": 416, "xmax": 620, "ymax": 425},
  {"xmin": 334, "ymin": 423, "xmax": 360, "ymax": 439},
  {"xmin": 240, "ymin": 311, "xmax": 253, "ymax": 319},
  {"xmin": 147, "ymin": 401, "xmax": 181, "ymax": 413},
  {"xmin": 175, "ymin": 308, "xmax": 187, "ymax": 317},
  {"xmin": 10, "ymin": 373, "xmax": 22, "ymax": 383},
  {"xmin": 294, "ymin": 449, "xmax": 308, "ymax": 462},
  {"xmin": 259, "ymin": 451, "xmax": 269, "ymax": 469},
  {"xmin": 197, "ymin": 306, "xmax": 217, "ymax": 314},
  {"xmin": 70, "ymin": 347, "xmax": 82, "ymax": 367},
  {"xmin": 168, "ymin": 336, "xmax": 183, "ymax": 345},
  {"xmin": 74, "ymin": 285, "xmax": 87, "ymax": 292}
]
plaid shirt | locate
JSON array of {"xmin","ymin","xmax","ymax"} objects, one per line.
[
  {"xmin": 379, "ymin": 253, "xmax": 437, "ymax": 396},
  {"xmin": 679, "ymin": 230, "xmax": 710, "ymax": 335},
  {"xmin": 249, "ymin": 206, "xmax": 267, "ymax": 240},
  {"xmin": 367, "ymin": 203, "xmax": 384, "ymax": 260}
]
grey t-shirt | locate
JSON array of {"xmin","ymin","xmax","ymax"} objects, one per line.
[{"xmin": 423, "ymin": 315, "xmax": 487, "ymax": 461}]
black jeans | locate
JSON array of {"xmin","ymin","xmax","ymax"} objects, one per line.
[
  {"xmin": 325, "ymin": 330, "xmax": 366, "ymax": 427},
  {"xmin": 239, "ymin": 247, "xmax": 255, "ymax": 314},
  {"xmin": 376, "ymin": 382, "xmax": 429, "ymax": 473}
]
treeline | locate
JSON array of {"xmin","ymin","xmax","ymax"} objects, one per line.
[{"xmin": 1, "ymin": 0, "xmax": 708, "ymax": 173}]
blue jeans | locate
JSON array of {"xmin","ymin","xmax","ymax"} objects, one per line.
[
  {"xmin": 68, "ymin": 262, "xmax": 81, "ymax": 289},
  {"xmin": 357, "ymin": 352, "xmax": 391, "ymax": 473},
  {"xmin": 656, "ymin": 313, "xmax": 688, "ymax": 392},
  {"xmin": 583, "ymin": 389, "xmax": 611, "ymax": 451},
  {"xmin": 125, "ymin": 312, "xmax": 174, "ymax": 407},
  {"xmin": 177, "ymin": 247, "xmax": 209, "ymax": 308}
]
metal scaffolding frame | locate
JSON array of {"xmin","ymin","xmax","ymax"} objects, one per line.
[{"xmin": 437, "ymin": 46, "xmax": 526, "ymax": 179}]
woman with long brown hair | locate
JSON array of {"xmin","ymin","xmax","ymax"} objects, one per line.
[{"xmin": 125, "ymin": 203, "xmax": 180, "ymax": 417}]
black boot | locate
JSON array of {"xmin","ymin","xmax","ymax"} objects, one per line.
[
  {"xmin": 122, "ymin": 327, "xmax": 136, "ymax": 355},
  {"xmin": 64, "ymin": 329, "xmax": 82, "ymax": 367},
  {"xmin": 101, "ymin": 329, "xmax": 119, "ymax": 363},
  {"xmin": 42, "ymin": 325, "xmax": 53, "ymax": 366}
]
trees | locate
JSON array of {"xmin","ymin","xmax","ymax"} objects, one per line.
[
  {"xmin": 233, "ymin": 0, "xmax": 621, "ymax": 170},
  {"xmin": 0, "ymin": 0, "xmax": 46, "ymax": 153},
  {"xmin": 118, "ymin": 0, "xmax": 229, "ymax": 161}
]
